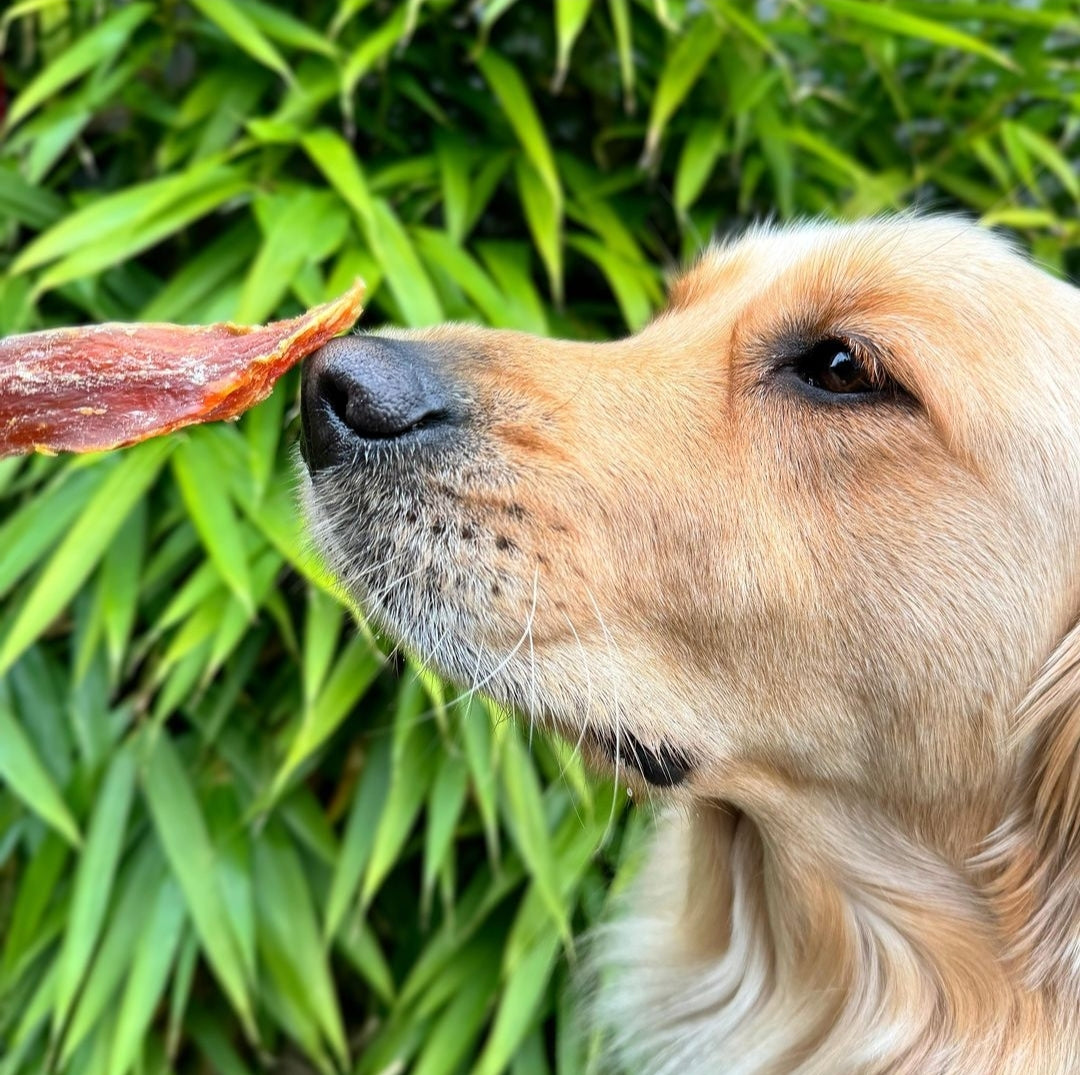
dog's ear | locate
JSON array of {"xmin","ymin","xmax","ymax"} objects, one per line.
[
  {"xmin": 984, "ymin": 618, "xmax": 1080, "ymax": 985},
  {"xmin": 1020, "ymin": 620, "xmax": 1080, "ymax": 855}
]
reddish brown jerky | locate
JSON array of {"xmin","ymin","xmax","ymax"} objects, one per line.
[{"xmin": 0, "ymin": 281, "xmax": 366, "ymax": 456}]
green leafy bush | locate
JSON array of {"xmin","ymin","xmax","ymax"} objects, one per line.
[{"xmin": 0, "ymin": 2, "xmax": 1077, "ymax": 1073}]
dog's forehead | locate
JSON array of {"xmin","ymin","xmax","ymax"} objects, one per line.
[{"xmin": 673, "ymin": 218, "xmax": 1013, "ymax": 312}]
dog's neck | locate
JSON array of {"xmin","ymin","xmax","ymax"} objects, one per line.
[
  {"xmin": 597, "ymin": 787, "xmax": 1080, "ymax": 1075},
  {"xmin": 598, "ymin": 621, "xmax": 1080, "ymax": 1074}
]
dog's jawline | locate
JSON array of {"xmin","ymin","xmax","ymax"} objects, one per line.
[{"xmin": 593, "ymin": 729, "xmax": 694, "ymax": 787}]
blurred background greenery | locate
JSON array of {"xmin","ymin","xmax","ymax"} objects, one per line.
[{"xmin": 0, "ymin": 1, "xmax": 1077, "ymax": 1073}]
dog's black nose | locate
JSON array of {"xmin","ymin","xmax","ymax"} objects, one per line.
[{"xmin": 300, "ymin": 336, "xmax": 454, "ymax": 471}]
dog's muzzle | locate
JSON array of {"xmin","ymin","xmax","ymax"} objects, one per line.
[{"xmin": 300, "ymin": 335, "xmax": 458, "ymax": 472}]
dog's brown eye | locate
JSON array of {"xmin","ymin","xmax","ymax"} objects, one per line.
[{"xmin": 793, "ymin": 340, "xmax": 880, "ymax": 395}]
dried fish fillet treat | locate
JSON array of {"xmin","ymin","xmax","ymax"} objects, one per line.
[{"xmin": 0, "ymin": 281, "xmax": 365, "ymax": 456}]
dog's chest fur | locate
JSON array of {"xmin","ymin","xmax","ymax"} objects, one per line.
[{"xmin": 595, "ymin": 808, "xmax": 1078, "ymax": 1075}]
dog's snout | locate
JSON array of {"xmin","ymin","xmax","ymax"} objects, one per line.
[{"xmin": 301, "ymin": 336, "xmax": 455, "ymax": 471}]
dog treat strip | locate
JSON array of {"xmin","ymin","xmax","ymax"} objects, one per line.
[{"xmin": 0, "ymin": 281, "xmax": 365, "ymax": 456}]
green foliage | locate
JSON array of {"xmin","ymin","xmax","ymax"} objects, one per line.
[{"xmin": 0, "ymin": 1, "xmax": 1077, "ymax": 1072}]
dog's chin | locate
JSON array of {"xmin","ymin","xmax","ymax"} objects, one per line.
[{"xmin": 304, "ymin": 481, "xmax": 698, "ymax": 791}]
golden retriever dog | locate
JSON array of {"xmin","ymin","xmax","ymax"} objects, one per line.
[{"xmin": 298, "ymin": 217, "xmax": 1080, "ymax": 1074}]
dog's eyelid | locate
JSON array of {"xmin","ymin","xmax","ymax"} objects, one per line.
[
  {"xmin": 768, "ymin": 331, "xmax": 909, "ymax": 402},
  {"xmin": 839, "ymin": 336, "xmax": 887, "ymax": 386}
]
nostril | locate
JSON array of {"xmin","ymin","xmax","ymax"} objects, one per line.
[
  {"xmin": 404, "ymin": 409, "xmax": 450, "ymax": 434},
  {"xmin": 318, "ymin": 371, "xmax": 352, "ymax": 429}
]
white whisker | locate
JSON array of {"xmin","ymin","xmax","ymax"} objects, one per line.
[
  {"xmin": 557, "ymin": 610, "xmax": 597, "ymax": 828},
  {"xmin": 445, "ymin": 565, "xmax": 541, "ymax": 714}
]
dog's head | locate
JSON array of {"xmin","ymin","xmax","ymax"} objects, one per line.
[{"xmin": 299, "ymin": 218, "xmax": 1080, "ymax": 837}]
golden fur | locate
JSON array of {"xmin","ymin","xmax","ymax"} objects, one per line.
[{"xmin": 303, "ymin": 217, "xmax": 1080, "ymax": 1073}]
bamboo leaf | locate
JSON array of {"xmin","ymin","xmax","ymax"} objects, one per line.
[
  {"xmin": 1, "ymin": 831, "xmax": 68, "ymax": 980},
  {"xmin": 411, "ymin": 965, "xmax": 496, "ymax": 1075},
  {"xmin": 99, "ymin": 500, "xmax": 148, "ymax": 680},
  {"xmin": 32, "ymin": 173, "xmax": 250, "ymax": 295},
  {"xmin": 503, "ymin": 815, "xmax": 598, "ymax": 972},
  {"xmin": 422, "ymin": 751, "xmax": 469, "ymax": 907},
  {"xmin": 52, "ymin": 747, "xmax": 137, "ymax": 1037},
  {"xmin": 275, "ymin": 634, "xmax": 383, "ymax": 795},
  {"xmin": 477, "ymin": 242, "xmax": 549, "ymax": 335},
  {"xmin": 237, "ymin": 188, "xmax": 351, "ymax": 324},
  {"xmin": 553, "ymin": 0, "xmax": 592, "ymax": 91},
  {"xmin": 476, "ymin": 49, "xmax": 563, "ymax": 208},
  {"xmin": 436, "ymin": 135, "xmax": 473, "ymax": 244},
  {"xmin": 0, "ymin": 466, "xmax": 105, "ymax": 601},
  {"xmin": 106, "ymin": 878, "xmax": 186, "ymax": 1075},
  {"xmin": 204, "ymin": 785, "xmax": 258, "ymax": 984},
  {"xmin": 189, "ymin": 0, "xmax": 293, "ymax": 80},
  {"xmin": 4, "ymin": 4, "xmax": 153, "ymax": 131},
  {"xmin": 567, "ymin": 234, "xmax": 657, "ymax": 331},
  {"xmin": 515, "ymin": 157, "xmax": 564, "ymax": 304},
  {"xmin": 167, "ymin": 932, "xmax": 201, "ymax": 1060},
  {"xmin": 324, "ymin": 734, "xmax": 393, "ymax": 939},
  {"xmin": 371, "ymin": 199, "xmax": 445, "ymax": 327},
  {"xmin": 461, "ymin": 697, "xmax": 500, "ymax": 860},
  {"xmin": 254, "ymin": 823, "xmax": 349, "ymax": 1065},
  {"xmin": 191, "ymin": 1018, "xmax": 259, "ymax": 1075},
  {"xmin": 473, "ymin": 931, "xmax": 561, "ymax": 1075},
  {"xmin": 302, "ymin": 585, "xmax": 345, "ymax": 707},
  {"xmin": 172, "ymin": 431, "xmax": 255, "ymax": 616},
  {"xmin": 1, "ymin": 958, "xmax": 57, "ymax": 1069},
  {"xmin": 644, "ymin": 17, "xmax": 724, "ymax": 166},
  {"xmin": 138, "ymin": 220, "xmax": 259, "ymax": 322},
  {"xmin": 341, "ymin": 7, "xmax": 408, "ymax": 97},
  {"xmin": 0, "ymin": 165, "xmax": 65, "ymax": 229},
  {"xmin": 511, "ymin": 1030, "xmax": 550, "ymax": 1075},
  {"xmin": 413, "ymin": 228, "xmax": 513, "ymax": 327},
  {"xmin": 304, "ymin": 130, "xmax": 444, "ymax": 326},
  {"xmin": 607, "ymin": 0, "xmax": 635, "ymax": 111},
  {"xmin": 497, "ymin": 723, "xmax": 572, "ymax": 949},
  {"xmin": 302, "ymin": 128, "xmax": 376, "ymax": 228},
  {"xmin": 675, "ymin": 120, "xmax": 728, "ymax": 213},
  {"xmin": 0, "ymin": 442, "xmax": 171, "ymax": 677},
  {"xmin": 361, "ymin": 680, "xmax": 438, "ymax": 907},
  {"xmin": 1002, "ymin": 121, "xmax": 1080, "ymax": 201},
  {"xmin": 819, "ymin": 0, "xmax": 1017, "ymax": 70},
  {"xmin": 335, "ymin": 915, "xmax": 396, "ymax": 1004},
  {"xmin": 232, "ymin": 0, "xmax": 339, "ymax": 57},
  {"xmin": 58, "ymin": 842, "xmax": 165, "ymax": 1067},
  {"xmin": 0, "ymin": 685, "xmax": 81, "ymax": 847},
  {"xmin": 11, "ymin": 159, "xmax": 239, "ymax": 274},
  {"xmin": 141, "ymin": 734, "xmax": 257, "ymax": 1040},
  {"xmin": 242, "ymin": 383, "xmax": 288, "ymax": 502}
]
